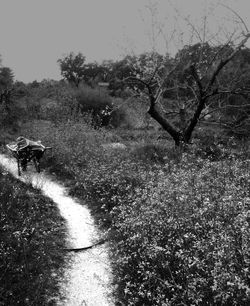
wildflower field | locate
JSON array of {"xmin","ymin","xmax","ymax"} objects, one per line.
[{"xmin": 16, "ymin": 119, "xmax": 250, "ymax": 305}]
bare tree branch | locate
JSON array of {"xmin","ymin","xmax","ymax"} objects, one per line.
[
  {"xmin": 221, "ymin": 4, "xmax": 249, "ymax": 34},
  {"xmin": 205, "ymin": 33, "xmax": 250, "ymax": 93},
  {"xmin": 189, "ymin": 64, "xmax": 203, "ymax": 96},
  {"xmin": 199, "ymin": 103, "xmax": 250, "ymax": 121}
]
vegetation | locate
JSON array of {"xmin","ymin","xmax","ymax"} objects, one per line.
[
  {"xmin": 57, "ymin": 52, "xmax": 86, "ymax": 87},
  {"xmin": 1, "ymin": 47, "xmax": 250, "ymax": 305},
  {"xmin": 0, "ymin": 168, "xmax": 68, "ymax": 305},
  {"xmin": 1, "ymin": 3, "xmax": 250, "ymax": 305},
  {"xmin": 13, "ymin": 117, "xmax": 249, "ymax": 305},
  {"xmin": 110, "ymin": 151, "xmax": 250, "ymax": 305},
  {"xmin": 126, "ymin": 40, "xmax": 250, "ymax": 146},
  {"xmin": 56, "ymin": 46, "xmax": 250, "ymax": 142}
]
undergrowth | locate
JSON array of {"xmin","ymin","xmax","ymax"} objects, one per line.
[
  {"xmin": 16, "ymin": 120, "xmax": 250, "ymax": 305},
  {"xmin": 110, "ymin": 156, "xmax": 250, "ymax": 305},
  {"xmin": 0, "ymin": 168, "xmax": 67, "ymax": 306}
]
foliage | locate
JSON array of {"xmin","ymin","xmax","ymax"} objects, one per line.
[
  {"xmin": 83, "ymin": 60, "xmax": 113, "ymax": 86},
  {"xmin": 0, "ymin": 67, "xmax": 14, "ymax": 91},
  {"xmin": 0, "ymin": 169, "xmax": 67, "ymax": 305},
  {"xmin": 121, "ymin": 37, "xmax": 250, "ymax": 145},
  {"xmin": 0, "ymin": 101, "xmax": 22, "ymax": 129},
  {"xmin": 10, "ymin": 80, "xmax": 126, "ymax": 128},
  {"xmin": 9, "ymin": 81, "xmax": 80, "ymax": 124},
  {"xmin": 109, "ymin": 154, "xmax": 250, "ymax": 305},
  {"xmin": 218, "ymin": 95, "xmax": 250, "ymax": 138},
  {"xmin": 0, "ymin": 60, "xmax": 15, "ymax": 125},
  {"xmin": 73, "ymin": 85, "xmax": 114, "ymax": 126},
  {"xmin": 57, "ymin": 52, "xmax": 86, "ymax": 87},
  {"xmin": 19, "ymin": 118, "xmax": 250, "ymax": 305},
  {"xmin": 130, "ymin": 143, "xmax": 167, "ymax": 164}
]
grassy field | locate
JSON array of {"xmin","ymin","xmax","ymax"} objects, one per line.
[
  {"xmin": 0, "ymin": 165, "xmax": 68, "ymax": 306},
  {"xmin": 1, "ymin": 30, "xmax": 250, "ymax": 304},
  {"xmin": 5, "ymin": 119, "xmax": 248, "ymax": 305}
]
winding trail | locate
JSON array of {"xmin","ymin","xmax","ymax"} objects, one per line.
[{"xmin": 0, "ymin": 154, "xmax": 114, "ymax": 306}]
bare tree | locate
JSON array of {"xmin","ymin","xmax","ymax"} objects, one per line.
[{"xmin": 125, "ymin": 3, "xmax": 250, "ymax": 146}]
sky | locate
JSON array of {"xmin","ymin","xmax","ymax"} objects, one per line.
[{"xmin": 0, "ymin": 0, "xmax": 250, "ymax": 83}]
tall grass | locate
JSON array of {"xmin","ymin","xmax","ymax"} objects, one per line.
[{"xmin": 0, "ymin": 169, "xmax": 68, "ymax": 305}]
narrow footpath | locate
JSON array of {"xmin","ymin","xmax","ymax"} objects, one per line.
[{"xmin": 0, "ymin": 154, "xmax": 114, "ymax": 306}]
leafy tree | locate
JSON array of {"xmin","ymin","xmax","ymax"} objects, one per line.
[
  {"xmin": 0, "ymin": 59, "xmax": 16, "ymax": 127},
  {"xmin": 0, "ymin": 64, "xmax": 14, "ymax": 107},
  {"xmin": 0, "ymin": 67, "xmax": 14, "ymax": 91},
  {"xmin": 81, "ymin": 60, "xmax": 113, "ymax": 86},
  {"xmin": 81, "ymin": 62, "xmax": 101, "ymax": 85},
  {"xmin": 57, "ymin": 52, "xmax": 86, "ymax": 87},
  {"xmin": 12, "ymin": 81, "xmax": 29, "ymax": 98}
]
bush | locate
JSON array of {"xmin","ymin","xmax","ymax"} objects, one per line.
[
  {"xmin": 74, "ymin": 85, "xmax": 113, "ymax": 127},
  {"xmin": 0, "ymin": 101, "xmax": 24, "ymax": 130}
]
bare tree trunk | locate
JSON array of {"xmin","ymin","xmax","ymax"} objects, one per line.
[
  {"xmin": 179, "ymin": 104, "xmax": 187, "ymax": 132},
  {"xmin": 148, "ymin": 102, "xmax": 181, "ymax": 145},
  {"xmin": 184, "ymin": 97, "xmax": 207, "ymax": 142}
]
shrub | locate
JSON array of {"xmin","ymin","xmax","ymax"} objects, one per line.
[
  {"xmin": 74, "ymin": 85, "xmax": 113, "ymax": 127},
  {"xmin": 0, "ymin": 101, "xmax": 24, "ymax": 129}
]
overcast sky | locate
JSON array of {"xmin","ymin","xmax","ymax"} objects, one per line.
[{"xmin": 0, "ymin": 0, "xmax": 249, "ymax": 83}]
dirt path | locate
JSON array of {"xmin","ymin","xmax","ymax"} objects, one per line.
[{"xmin": 0, "ymin": 154, "xmax": 114, "ymax": 306}]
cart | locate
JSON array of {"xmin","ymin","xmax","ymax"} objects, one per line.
[{"xmin": 6, "ymin": 137, "xmax": 52, "ymax": 176}]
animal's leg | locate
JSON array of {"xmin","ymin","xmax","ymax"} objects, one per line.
[
  {"xmin": 17, "ymin": 159, "xmax": 21, "ymax": 176},
  {"xmin": 33, "ymin": 158, "xmax": 41, "ymax": 173},
  {"xmin": 21, "ymin": 159, "xmax": 27, "ymax": 171}
]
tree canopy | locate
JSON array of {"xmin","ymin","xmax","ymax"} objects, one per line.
[
  {"xmin": 0, "ymin": 67, "xmax": 14, "ymax": 91},
  {"xmin": 57, "ymin": 52, "xmax": 86, "ymax": 87}
]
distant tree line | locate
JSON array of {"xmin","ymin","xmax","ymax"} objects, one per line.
[
  {"xmin": 1, "ymin": 32, "xmax": 250, "ymax": 144},
  {"xmin": 0, "ymin": 56, "xmax": 14, "ymax": 124}
]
